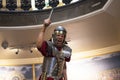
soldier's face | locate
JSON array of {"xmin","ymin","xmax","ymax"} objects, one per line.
[{"xmin": 55, "ymin": 34, "xmax": 65, "ymax": 47}]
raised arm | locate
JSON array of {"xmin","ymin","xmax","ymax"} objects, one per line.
[{"xmin": 36, "ymin": 18, "xmax": 51, "ymax": 49}]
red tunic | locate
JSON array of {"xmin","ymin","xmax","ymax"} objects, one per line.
[
  {"xmin": 37, "ymin": 41, "xmax": 71, "ymax": 80},
  {"xmin": 38, "ymin": 41, "xmax": 71, "ymax": 61}
]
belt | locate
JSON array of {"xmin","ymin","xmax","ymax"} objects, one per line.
[{"xmin": 47, "ymin": 75, "xmax": 63, "ymax": 80}]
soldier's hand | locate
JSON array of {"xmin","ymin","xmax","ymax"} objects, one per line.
[{"xmin": 44, "ymin": 18, "xmax": 51, "ymax": 28}]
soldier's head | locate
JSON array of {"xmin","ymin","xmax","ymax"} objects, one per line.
[{"xmin": 52, "ymin": 26, "xmax": 67, "ymax": 47}]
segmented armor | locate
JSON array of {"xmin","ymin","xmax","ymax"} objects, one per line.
[{"xmin": 41, "ymin": 41, "xmax": 72, "ymax": 80}]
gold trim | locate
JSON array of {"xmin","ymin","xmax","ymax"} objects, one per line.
[
  {"xmin": 72, "ymin": 44, "xmax": 120, "ymax": 60},
  {"xmin": 32, "ymin": 64, "xmax": 36, "ymax": 80},
  {"xmin": 0, "ymin": 57, "xmax": 43, "ymax": 66}
]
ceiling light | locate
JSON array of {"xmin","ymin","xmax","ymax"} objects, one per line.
[
  {"xmin": 1, "ymin": 40, "xmax": 9, "ymax": 49},
  {"xmin": 30, "ymin": 49, "xmax": 33, "ymax": 53},
  {"xmin": 15, "ymin": 49, "xmax": 19, "ymax": 54}
]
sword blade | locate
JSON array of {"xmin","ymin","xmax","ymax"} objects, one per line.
[{"xmin": 48, "ymin": 8, "xmax": 54, "ymax": 19}]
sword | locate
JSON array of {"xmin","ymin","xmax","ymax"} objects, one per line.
[{"xmin": 48, "ymin": 8, "xmax": 54, "ymax": 19}]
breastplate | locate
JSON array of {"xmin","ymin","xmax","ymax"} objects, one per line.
[
  {"xmin": 42, "ymin": 56, "xmax": 65, "ymax": 77},
  {"xmin": 42, "ymin": 41, "xmax": 71, "ymax": 77}
]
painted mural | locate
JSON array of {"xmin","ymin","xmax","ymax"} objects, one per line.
[
  {"xmin": 0, "ymin": 64, "xmax": 42, "ymax": 80},
  {"xmin": 67, "ymin": 51, "xmax": 120, "ymax": 80}
]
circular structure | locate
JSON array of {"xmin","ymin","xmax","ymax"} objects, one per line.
[{"xmin": 6, "ymin": 71, "xmax": 25, "ymax": 80}]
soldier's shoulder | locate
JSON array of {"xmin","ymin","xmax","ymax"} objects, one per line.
[{"xmin": 64, "ymin": 44, "xmax": 72, "ymax": 50}]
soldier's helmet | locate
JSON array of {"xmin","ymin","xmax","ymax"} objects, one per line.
[
  {"xmin": 52, "ymin": 26, "xmax": 67, "ymax": 44},
  {"xmin": 54, "ymin": 26, "xmax": 67, "ymax": 36}
]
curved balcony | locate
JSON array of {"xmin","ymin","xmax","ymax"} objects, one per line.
[{"xmin": 0, "ymin": 0, "xmax": 107, "ymax": 26}]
